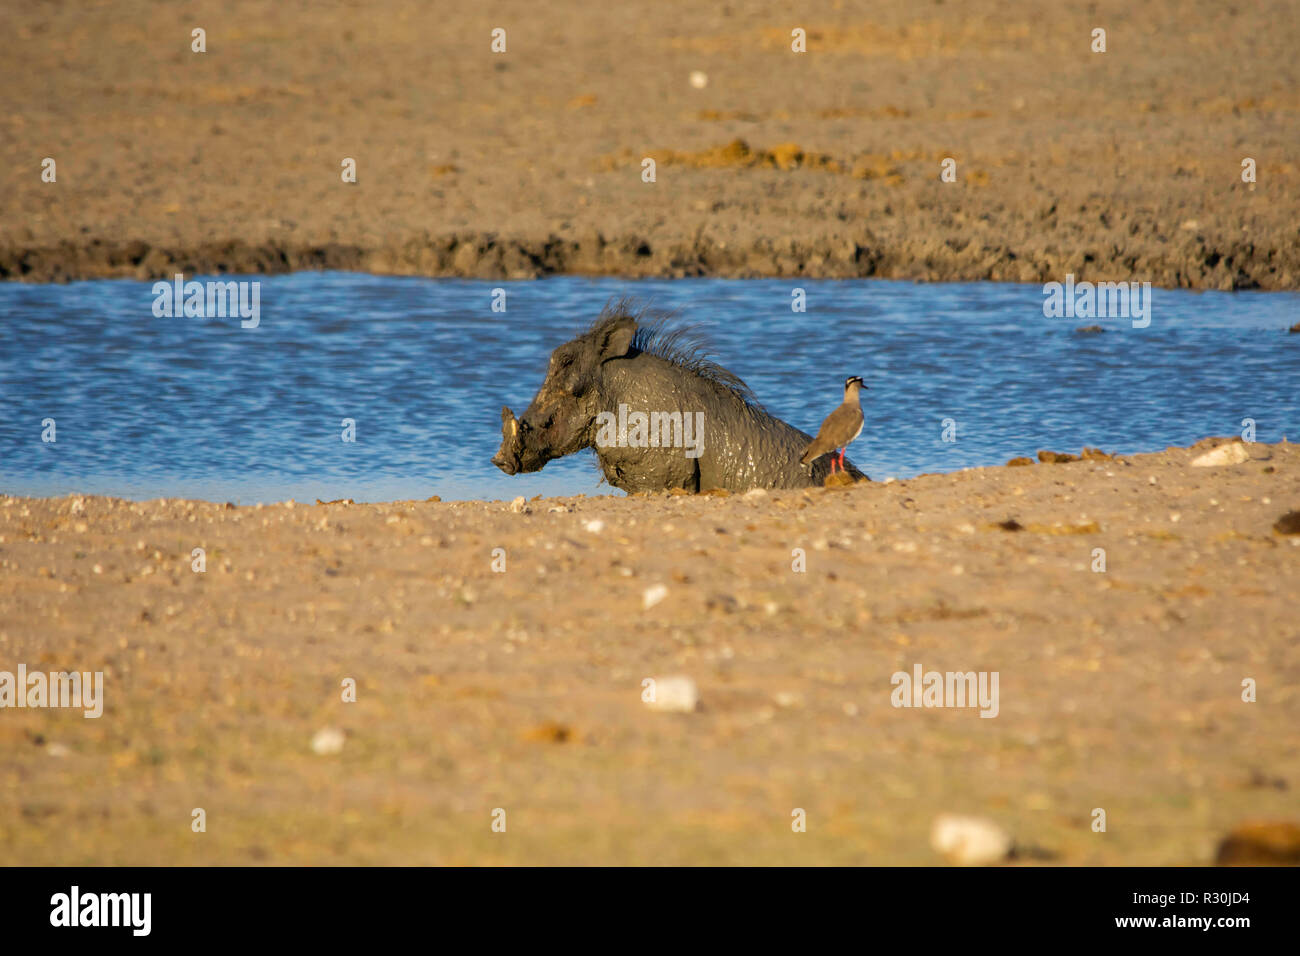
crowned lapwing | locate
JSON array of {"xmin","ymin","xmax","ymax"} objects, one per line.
[{"xmin": 800, "ymin": 376, "xmax": 865, "ymax": 474}]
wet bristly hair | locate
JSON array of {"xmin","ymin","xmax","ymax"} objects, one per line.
[{"xmin": 587, "ymin": 298, "xmax": 758, "ymax": 407}]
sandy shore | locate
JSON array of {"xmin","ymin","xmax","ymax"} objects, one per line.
[
  {"xmin": 2, "ymin": 1, "xmax": 1297, "ymax": 288},
  {"xmin": 2, "ymin": 438, "xmax": 1297, "ymax": 865}
]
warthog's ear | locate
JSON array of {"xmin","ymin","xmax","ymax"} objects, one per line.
[{"xmin": 597, "ymin": 317, "xmax": 637, "ymax": 363}]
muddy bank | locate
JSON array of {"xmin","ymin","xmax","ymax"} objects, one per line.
[
  {"xmin": 2, "ymin": 439, "xmax": 1297, "ymax": 864},
  {"xmin": 2, "ymin": 1, "xmax": 1297, "ymax": 288},
  {"xmin": 4, "ymin": 223, "xmax": 1292, "ymax": 289}
]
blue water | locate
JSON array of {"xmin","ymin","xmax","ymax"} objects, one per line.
[{"xmin": 1, "ymin": 273, "xmax": 1297, "ymax": 503}]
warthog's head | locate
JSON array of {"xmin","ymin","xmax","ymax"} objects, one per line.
[{"xmin": 491, "ymin": 313, "xmax": 637, "ymax": 475}]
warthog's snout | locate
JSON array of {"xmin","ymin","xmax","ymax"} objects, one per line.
[{"xmin": 491, "ymin": 405, "xmax": 525, "ymax": 474}]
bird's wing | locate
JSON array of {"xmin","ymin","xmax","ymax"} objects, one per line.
[{"xmin": 801, "ymin": 405, "xmax": 850, "ymax": 460}]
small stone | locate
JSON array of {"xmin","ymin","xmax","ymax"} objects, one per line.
[
  {"xmin": 643, "ymin": 584, "xmax": 669, "ymax": 610},
  {"xmin": 521, "ymin": 721, "xmax": 572, "ymax": 744},
  {"xmin": 689, "ymin": 70, "xmax": 708, "ymax": 89},
  {"xmin": 1273, "ymin": 511, "xmax": 1300, "ymax": 535},
  {"xmin": 584, "ymin": 519, "xmax": 605, "ymax": 533},
  {"xmin": 509, "ymin": 496, "xmax": 528, "ymax": 514},
  {"xmin": 706, "ymin": 593, "xmax": 739, "ymax": 613},
  {"xmin": 930, "ymin": 814, "xmax": 1013, "ymax": 866},
  {"xmin": 743, "ymin": 488, "xmax": 768, "ymax": 500},
  {"xmin": 646, "ymin": 676, "xmax": 699, "ymax": 713},
  {"xmin": 1037, "ymin": 450, "xmax": 1079, "ymax": 464},
  {"xmin": 1216, "ymin": 821, "xmax": 1300, "ymax": 864},
  {"xmin": 311, "ymin": 727, "xmax": 346, "ymax": 755},
  {"xmin": 1006, "ymin": 457, "xmax": 1034, "ymax": 467}
]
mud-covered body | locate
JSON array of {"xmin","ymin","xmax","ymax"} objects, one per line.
[{"xmin": 491, "ymin": 305, "xmax": 867, "ymax": 492}]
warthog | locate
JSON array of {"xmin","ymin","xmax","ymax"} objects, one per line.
[{"xmin": 491, "ymin": 303, "xmax": 867, "ymax": 492}]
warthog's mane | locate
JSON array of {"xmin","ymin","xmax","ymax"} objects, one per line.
[{"xmin": 589, "ymin": 299, "xmax": 759, "ymax": 407}]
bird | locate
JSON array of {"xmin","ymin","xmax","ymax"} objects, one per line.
[{"xmin": 800, "ymin": 376, "xmax": 865, "ymax": 474}]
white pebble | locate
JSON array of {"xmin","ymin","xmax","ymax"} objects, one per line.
[
  {"xmin": 1190, "ymin": 443, "xmax": 1249, "ymax": 467},
  {"xmin": 646, "ymin": 676, "xmax": 699, "ymax": 713},
  {"xmin": 311, "ymin": 727, "xmax": 345, "ymax": 755},
  {"xmin": 643, "ymin": 584, "xmax": 669, "ymax": 609},
  {"xmin": 930, "ymin": 814, "xmax": 1012, "ymax": 866},
  {"xmin": 584, "ymin": 519, "xmax": 605, "ymax": 533}
]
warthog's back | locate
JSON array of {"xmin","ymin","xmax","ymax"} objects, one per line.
[{"xmin": 598, "ymin": 354, "xmax": 864, "ymax": 491}]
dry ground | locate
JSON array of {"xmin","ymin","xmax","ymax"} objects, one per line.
[
  {"xmin": 1, "ymin": 0, "xmax": 1297, "ymax": 287},
  {"xmin": 2, "ymin": 439, "xmax": 1297, "ymax": 865}
]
